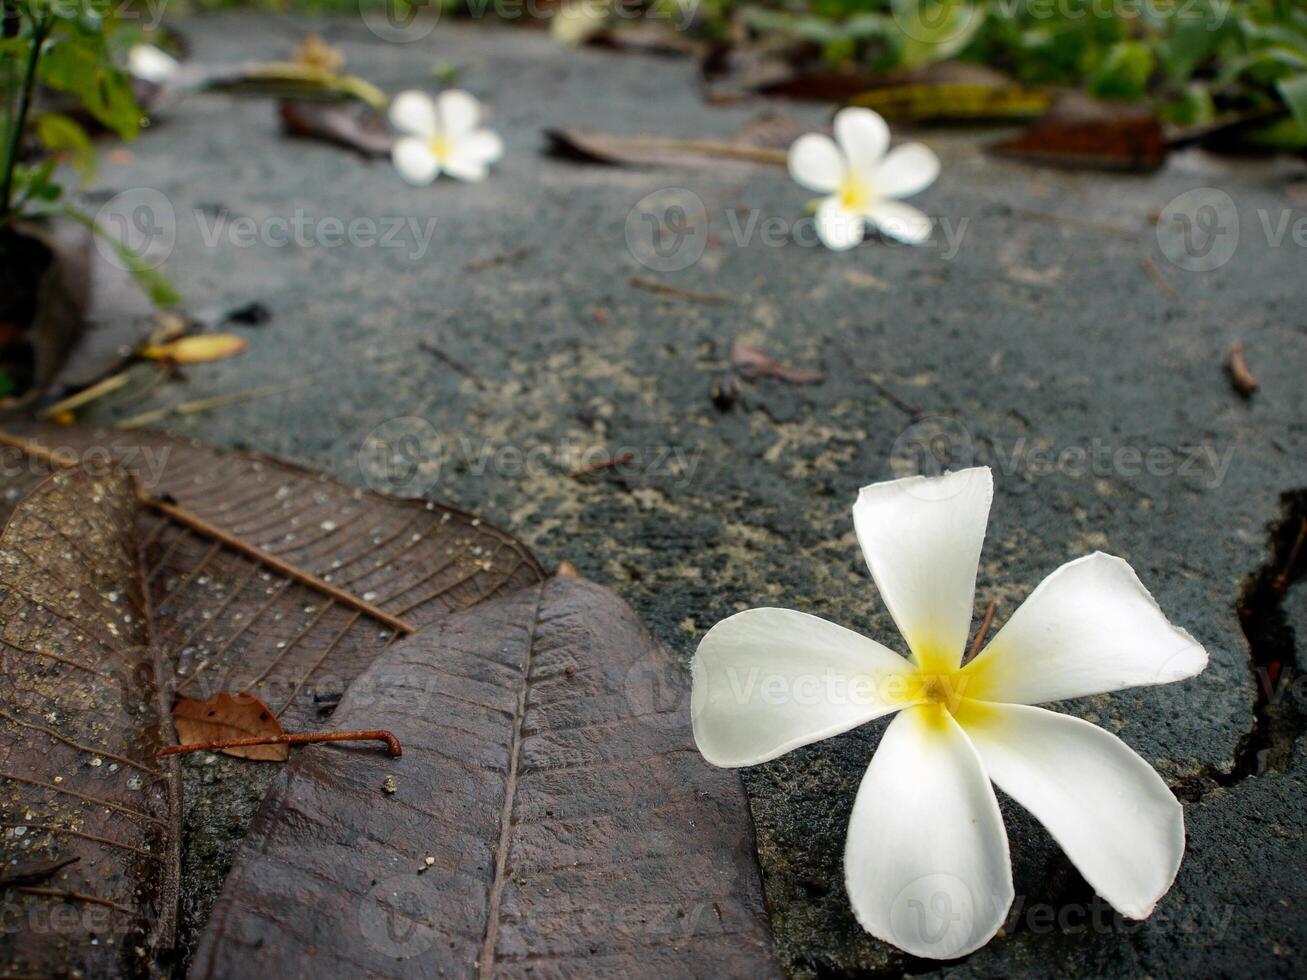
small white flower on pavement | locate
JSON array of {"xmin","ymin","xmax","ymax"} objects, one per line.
[
  {"xmin": 691, "ymin": 467, "xmax": 1208, "ymax": 959},
  {"xmin": 389, "ymin": 89, "xmax": 504, "ymax": 185},
  {"xmin": 127, "ymin": 44, "xmax": 180, "ymax": 85},
  {"xmin": 788, "ymin": 107, "xmax": 940, "ymax": 251}
]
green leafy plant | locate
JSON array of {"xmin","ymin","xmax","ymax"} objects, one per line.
[
  {"xmin": 1, "ymin": 1, "xmax": 178, "ymax": 309},
  {"xmin": 695, "ymin": 0, "xmax": 1307, "ymax": 146}
]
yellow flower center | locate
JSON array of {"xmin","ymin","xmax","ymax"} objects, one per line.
[
  {"xmin": 911, "ymin": 669, "xmax": 968, "ymax": 714},
  {"xmin": 838, "ymin": 175, "xmax": 872, "ymax": 213},
  {"xmin": 428, "ymin": 135, "xmax": 451, "ymax": 163}
]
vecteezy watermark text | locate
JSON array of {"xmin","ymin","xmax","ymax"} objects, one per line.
[
  {"xmin": 625, "ymin": 188, "xmax": 969, "ymax": 271},
  {"xmin": 195, "ymin": 208, "xmax": 439, "ymax": 261},
  {"xmin": 358, "ymin": 417, "xmax": 704, "ymax": 496},
  {"xmin": 0, "ymin": 442, "xmax": 172, "ymax": 486},
  {"xmin": 92, "ymin": 189, "xmax": 442, "ymax": 270},
  {"xmin": 890, "ymin": 417, "xmax": 1235, "ymax": 491}
]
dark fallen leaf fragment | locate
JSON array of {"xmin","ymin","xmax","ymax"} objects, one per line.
[
  {"xmin": 989, "ymin": 93, "xmax": 1166, "ymax": 172},
  {"xmin": 420, "ymin": 339, "xmax": 485, "ymax": 389},
  {"xmin": 729, "ymin": 107, "xmax": 808, "ymax": 150},
  {"xmin": 190, "ymin": 577, "xmax": 783, "ymax": 978},
  {"xmin": 630, "ymin": 275, "xmax": 732, "ymax": 305},
  {"xmin": 731, "ymin": 340, "xmax": 825, "ymax": 384},
  {"xmin": 1226, "ymin": 342, "xmax": 1259, "ymax": 397},
  {"xmin": 701, "ymin": 42, "xmax": 806, "ymax": 104},
  {"xmin": 546, "ymin": 128, "xmax": 786, "ymax": 170},
  {"xmin": 225, "ymin": 301, "xmax": 272, "ymax": 326},
  {"xmin": 847, "ymin": 62, "xmax": 1051, "ymax": 123},
  {"xmin": 711, "ymin": 370, "xmax": 740, "ymax": 411},
  {"xmin": 463, "ymin": 245, "xmax": 534, "ymax": 273},
  {"xmin": 0, "ymin": 219, "xmax": 93, "ymax": 402},
  {"xmin": 279, "ymin": 99, "xmax": 394, "ymax": 157},
  {"xmin": 0, "ymin": 856, "xmax": 80, "ymax": 889},
  {"xmin": 570, "ymin": 449, "xmax": 635, "ymax": 478},
  {"xmin": 585, "ymin": 21, "xmax": 707, "ymax": 58},
  {"xmin": 0, "ymin": 463, "xmax": 180, "ymax": 979}
]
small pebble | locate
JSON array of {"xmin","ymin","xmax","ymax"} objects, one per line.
[{"xmin": 382, "ymin": 775, "xmax": 397, "ymax": 794}]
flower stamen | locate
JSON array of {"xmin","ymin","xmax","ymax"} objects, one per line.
[{"xmin": 838, "ymin": 175, "xmax": 871, "ymax": 214}]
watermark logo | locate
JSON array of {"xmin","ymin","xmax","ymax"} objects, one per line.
[
  {"xmin": 357, "ymin": 874, "xmax": 440, "ymax": 958},
  {"xmin": 359, "ymin": 0, "xmax": 441, "ymax": 43},
  {"xmin": 890, "ymin": 0, "xmax": 982, "ymax": 48},
  {"xmin": 622, "ymin": 648, "xmax": 689, "ymax": 732},
  {"xmin": 890, "ymin": 415, "xmax": 976, "ymax": 481},
  {"xmin": 889, "ymin": 417, "xmax": 1236, "ymax": 492},
  {"xmin": 359, "ymin": 416, "xmax": 443, "ymax": 496},
  {"xmin": 93, "ymin": 187, "xmax": 176, "ymax": 272},
  {"xmin": 888, "ymin": 872, "xmax": 974, "ymax": 956},
  {"xmin": 625, "ymin": 188, "xmax": 709, "ymax": 272},
  {"xmin": 1156, "ymin": 187, "xmax": 1239, "ymax": 272}
]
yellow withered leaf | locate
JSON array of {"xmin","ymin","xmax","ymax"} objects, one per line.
[{"xmin": 141, "ymin": 333, "xmax": 249, "ymax": 364}]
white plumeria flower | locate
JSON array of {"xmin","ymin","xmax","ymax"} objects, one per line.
[
  {"xmin": 389, "ymin": 89, "xmax": 504, "ymax": 185},
  {"xmin": 691, "ymin": 467, "xmax": 1208, "ymax": 960},
  {"xmin": 127, "ymin": 43, "xmax": 180, "ymax": 85},
  {"xmin": 788, "ymin": 107, "xmax": 940, "ymax": 251}
]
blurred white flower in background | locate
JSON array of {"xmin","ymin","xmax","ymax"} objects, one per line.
[
  {"xmin": 389, "ymin": 90, "xmax": 504, "ymax": 185},
  {"xmin": 127, "ymin": 44, "xmax": 180, "ymax": 85},
  {"xmin": 788, "ymin": 107, "xmax": 940, "ymax": 251}
]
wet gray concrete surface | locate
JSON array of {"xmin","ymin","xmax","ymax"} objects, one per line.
[{"xmin": 66, "ymin": 12, "xmax": 1307, "ymax": 977}]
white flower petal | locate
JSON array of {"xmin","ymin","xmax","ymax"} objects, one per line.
[
  {"xmin": 956, "ymin": 701, "xmax": 1185, "ymax": 918},
  {"xmin": 691, "ymin": 608, "xmax": 919, "ymax": 767},
  {"xmin": 462, "ymin": 129, "xmax": 504, "ymax": 165},
  {"xmin": 437, "ymin": 89, "xmax": 481, "ymax": 140},
  {"xmin": 441, "ymin": 150, "xmax": 490, "ymax": 182},
  {"xmin": 960, "ymin": 552, "xmax": 1208, "ymax": 705},
  {"xmin": 392, "ymin": 137, "xmax": 440, "ymax": 186},
  {"xmin": 865, "ymin": 201, "xmax": 933, "ymax": 245},
  {"xmin": 815, "ymin": 198, "xmax": 866, "ymax": 251},
  {"xmin": 128, "ymin": 44, "xmax": 179, "ymax": 85},
  {"xmin": 845, "ymin": 705, "xmax": 1012, "ymax": 959},
  {"xmin": 788, "ymin": 134, "xmax": 844, "ymax": 194},
  {"xmin": 389, "ymin": 90, "xmax": 438, "ymax": 137},
  {"xmin": 834, "ymin": 107, "xmax": 889, "ymax": 178},
  {"xmin": 874, "ymin": 142, "xmax": 940, "ymax": 200},
  {"xmin": 852, "ymin": 467, "xmax": 992, "ymax": 673}
]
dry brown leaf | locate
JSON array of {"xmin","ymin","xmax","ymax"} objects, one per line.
[
  {"xmin": 140, "ymin": 333, "xmax": 248, "ymax": 364},
  {"xmin": 279, "ymin": 100, "xmax": 393, "ymax": 158},
  {"xmin": 190, "ymin": 578, "xmax": 783, "ymax": 977},
  {"xmin": 546, "ymin": 128, "xmax": 787, "ymax": 170},
  {"xmin": 0, "ymin": 463, "xmax": 180, "ymax": 978},
  {"xmin": 988, "ymin": 93, "xmax": 1166, "ymax": 172},
  {"xmin": 1, "ymin": 424, "xmax": 548, "ymax": 730},
  {"xmin": 173, "ymin": 692, "xmax": 289, "ymax": 761},
  {"xmin": 0, "ymin": 855, "xmax": 80, "ymax": 889},
  {"xmin": 1226, "ymin": 342, "xmax": 1259, "ymax": 398}
]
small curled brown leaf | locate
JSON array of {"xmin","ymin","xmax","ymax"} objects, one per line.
[{"xmin": 172, "ymin": 692, "xmax": 288, "ymax": 761}]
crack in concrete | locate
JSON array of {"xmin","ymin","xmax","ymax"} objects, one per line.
[{"xmin": 1176, "ymin": 489, "xmax": 1307, "ymax": 801}]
